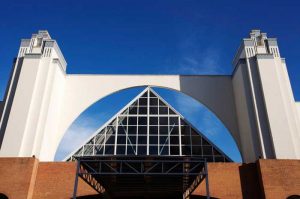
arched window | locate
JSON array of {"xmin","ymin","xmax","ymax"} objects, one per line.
[{"xmin": 63, "ymin": 87, "xmax": 233, "ymax": 162}]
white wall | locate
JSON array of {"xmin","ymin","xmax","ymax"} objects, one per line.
[
  {"xmin": 256, "ymin": 55, "xmax": 300, "ymax": 158},
  {"xmin": 53, "ymin": 75, "xmax": 240, "ymax": 161},
  {"xmin": 0, "ymin": 56, "xmax": 41, "ymax": 156},
  {"xmin": 297, "ymin": 103, "xmax": 300, "ymax": 121},
  {"xmin": 232, "ymin": 63, "xmax": 259, "ymax": 162},
  {"xmin": 1, "ymin": 30, "xmax": 300, "ymax": 162}
]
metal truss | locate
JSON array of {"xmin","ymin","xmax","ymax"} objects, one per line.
[{"xmin": 72, "ymin": 156, "xmax": 210, "ymax": 199}]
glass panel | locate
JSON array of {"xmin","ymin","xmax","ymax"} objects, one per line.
[
  {"xmin": 127, "ymin": 126, "xmax": 137, "ymax": 134},
  {"xmin": 159, "ymin": 99, "xmax": 165, "ymax": 106},
  {"xmin": 121, "ymin": 108, "xmax": 129, "ymax": 115},
  {"xmin": 138, "ymin": 146, "xmax": 147, "ymax": 155},
  {"xmin": 83, "ymin": 145, "xmax": 93, "ymax": 155},
  {"xmin": 95, "ymin": 134, "xmax": 105, "ymax": 145},
  {"xmin": 128, "ymin": 117, "xmax": 137, "ymax": 125},
  {"xmin": 192, "ymin": 146, "xmax": 202, "ymax": 156},
  {"xmin": 141, "ymin": 92, "xmax": 148, "ymax": 97},
  {"xmin": 160, "ymin": 145, "xmax": 169, "ymax": 155},
  {"xmin": 159, "ymin": 107, "xmax": 168, "ymax": 114},
  {"xmin": 169, "ymin": 117, "xmax": 178, "ymax": 125},
  {"xmin": 150, "ymin": 117, "xmax": 158, "ymax": 125},
  {"xmin": 159, "ymin": 117, "xmax": 168, "ymax": 125},
  {"xmin": 106, "ymin": 126, "xmax": 116, "ymax": 136},
  {"xmin": 170, "ymin": 136, "xmax": 179, "ymax": 145},
  {"xmin": 149, "ymin": 91, "xmax": 156, "ymax": 97},
  {"xmin": 170, "ymin": 145, "xmax": 179, "ymax": 155},
  {"xmin": 149, "ymin": 145, "xmax": 158, "ymax": 155},
  {"xmin": 170, "ymin": 126, "xmax": 179, "ymax": 135},
  {"xmin": 119, "ymin": 116, "xmax": 128, "ymax": 125},
  {"xmin": 74, "ymin": 147, "xmax": 83, "ymax": 156},
  {"xmin": 182, "ymin": 145, "xmax": 191, "ymax": 155},
  {"xmin": 95, "ymin": 145, "xmax": 104, "ymax": 155},
  {"xmin": 105, "ymin": 145, "xmax": 114, "ymax": 155},
  {"xmin": 181, "ymin": 126, "xmax": 190, "ymax": 136},
  {"xmin": 150, "ymin": 107, "xmax": 158, "ymax": 114},
  {"xmin": 202, "ymin": 138, "xmax": 210, "ymax": 145},
  {"xmin": 150, "ymin": 98, "xmax": 158, "ymax": 106},
  {"xmin": 149, "ymin": 126, "xmax": 158, "ymax": 135},
  {"xmin": 149, "ymin": 136, "xmax": 158, "ymax": 145},
  {"xmin": 181, "ymin": 135, "xmax": 191, "ymax": 145},
  {"xmin": 117, "ymin": 135, "xmax": 126, "ymax": 145},
  {"xmin": 131, "ymin": 100, "xmax": 138, "ymax": 106},
  {"xmin": 159, "ymin": 136, "xmax": 168, "ymax": 145},
  {"xmin": 180, "ymin": 119, "xmax": 187, "ymax": 126},
  {"xmin": 139, "ymin": 107, "xmax": 147, "ymax": 114},
  {"xmin": 138, "ymin": 126, "xmax": 147, "ymax": 135},
  {"xmin": 117, "ymin": 145, "xmax": 126, "ymax": 155},
  {"xmin": 138, "ymin": 135, "xmax": 147, "ymax": 145},
  {"xmin": 214, "ymin": 156, "xmax": 225, "ymax": 162},
  {"xmin": 191, "ymin": 136, "xmax": 202, "ymax": 145},
  {"xmin": 213, "ymin": 148, "xmax": 222, "ymax": 156},
  {"xmin": 118, "ymin": 126, "xmax": 126, "ymax": 135},
  {"xmin": 106, "ymin": 135, "xmax": 115, "ymax": 144},
  {"xmin": 87, "ymin": 138, "xmax": 94, "ymax": 145},
  {"xmin": 203, "ymin": 156, "xmax": 213, "ymax": 162},
  {"xmin": 191, "ymin": 129, "xmax": 198, "ymax": 136},
  {"xmin": 138, "ymin": 117, "xmax": 147, "ymax": 125},
  {"xmin": 127, "ymin": 145, "xmax": 136, "ymax": 155},
  {"xmin": 203, "ymin": 146, "xmax": 213, "ymax": 156},
  {"xmin": 129, "ymin": 106, "xmax": 138, "ymax": 114},
  {"xmin": 109, "ymin": 119, "xmax": 117, "ymax": 126},
  {"xmin": 159, "ymin": 126, "xmax": 168, "ymax": 135},
  {"xmin": 169, "ymin": 108, "xmax": 176, "ymax": 115},
  {"xmin": 139, "ymin": 98, "xmax": 148, "ymax": 106},
  {"xmin": 128, "ymin": 135, "xmax": 136, "ymax": 145}
]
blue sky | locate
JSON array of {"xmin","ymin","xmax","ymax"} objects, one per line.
[{"xmin": 1, "ymin": 0, "xmax": 300, "ymax": 162}]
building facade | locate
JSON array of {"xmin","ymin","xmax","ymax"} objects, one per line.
[
  {"xmin": 0, "ymin": 30, "xmax": 300, "ymax": 198},
  {"xmin": 0, "ymin": 30, "xmax": 300, "ymax": 162}
]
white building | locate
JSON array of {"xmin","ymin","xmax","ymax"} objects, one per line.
[{"xmin": 0, "ymin": 30, "xmax": 299, "ymax": 162}]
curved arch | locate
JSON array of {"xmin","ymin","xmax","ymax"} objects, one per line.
[
  {"xmin": 55, "ymin": 86, "xmax": 242, "ymax": 162},
  {"xmin": 49, "ymin": 75, "xmax": 241, "ymax": 161}
]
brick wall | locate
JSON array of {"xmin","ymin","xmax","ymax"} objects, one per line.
[
  {"xmin": 0, "ymin": 158, "xmax": 299, "ymax": 199},
  {"xmin": 32, "ymin": 162, "xmax": 98, "ymax": 199},
  {"xmin": 257, "ymin": 159, "xmax": 300, "ymax": 199},
  {"xmin": 0, "ymin": 158, "xmax": 38, "ymax": 199},
  {"xmin": 192, "ymin": 163, "xmax": 245, "ymax": 198}
]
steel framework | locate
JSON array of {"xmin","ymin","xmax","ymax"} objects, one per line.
[
  {"xmin": 65, "ymin": 87, "xmax": 231, "ymax": 163},
  {"xmin": 68, "ymin": 87, "xmax": 228, "ymax": 198},
  {"xmin": 73, "ymin": 156, "xmax": 210, "ymax": 199}
]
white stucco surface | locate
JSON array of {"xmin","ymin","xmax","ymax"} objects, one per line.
[
  {"xmin": 297, "ymin": 102, "xmax": 300, "ymax": 124},
  {"xmin": 0, "ymin": 30, "xmax": 299, "ymax": 162}
]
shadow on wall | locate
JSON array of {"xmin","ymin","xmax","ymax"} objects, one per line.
[
  {"xmin": 239, "ymin": 163, "xmax": 262, "ymax": 199},
  {"xmin": 178, "ymin": 75, "xmax": 238, "ymax": 145}
]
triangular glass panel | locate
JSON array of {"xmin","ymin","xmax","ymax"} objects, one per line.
[{"xmin": 65, "ymin": 87, "xmax": 232, "ymax": 162}]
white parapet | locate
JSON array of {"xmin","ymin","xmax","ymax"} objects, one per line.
[{"xmin": 0, "ymin": 30, "xmax": 299, "ymax": 162}]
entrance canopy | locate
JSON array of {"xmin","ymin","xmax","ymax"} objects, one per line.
[
  {"xmin": 68, "ymin": 87, "xmax": 232, "ymax": 198},
  {"xmin": 74, "ymin": 156, "xmax": 208, "ymax": 198}
]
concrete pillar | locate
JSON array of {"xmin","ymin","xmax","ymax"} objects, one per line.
[
  {"xmin": 0, "ymin": 31, "xmax": 67, "ymax": 160},
  {"xmin": 232, "ymin": 30, "xmax": 300, "ymax": 162}
]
